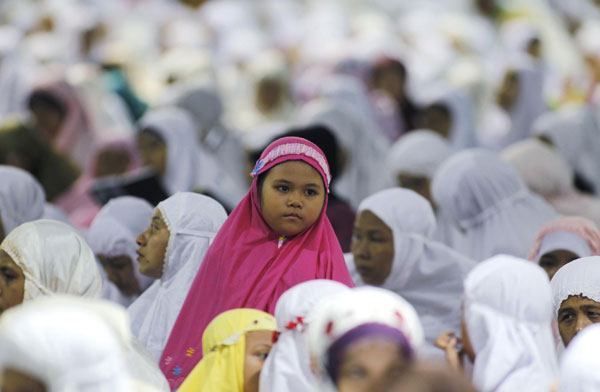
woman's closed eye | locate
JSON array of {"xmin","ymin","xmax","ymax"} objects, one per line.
[{"xmin": 559, "ymin": 312, "xmax": 574, "ymax": 323}]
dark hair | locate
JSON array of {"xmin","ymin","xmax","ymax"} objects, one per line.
[
  {"xmin": 27, "ymin": 90, "xmax": 66, "ymax": 117},
  {"xmin": 370, "ymin": 57, "xmax": 407, "ymax": 85}
]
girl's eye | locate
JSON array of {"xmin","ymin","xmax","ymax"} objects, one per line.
[
  {"xmin": 343, "ymin": 367, "xmax": 367, "ymax": 379},
  {"xmin": 256, "ymin": 352, "xmax": 268, "ymax": 360},
  {"xmin": 276, "ymin": 185, "xmax": 289, "ymax": 192},
  {"xmin": 305, "ymin": 189, "xmax": 318, "ymax": 196}
]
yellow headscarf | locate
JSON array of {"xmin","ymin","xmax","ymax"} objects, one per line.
[{"xmin": 178, "ymin": 308, "xmax": 277, "ymax": 392}]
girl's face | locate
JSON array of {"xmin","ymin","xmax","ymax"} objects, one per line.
[
  {"xmin": 135, "ymin": 210, "xmax": 169, "ymax": 279},
  {"xmin": 538, "ymin": 249, "xmax": 580, "ymax": 280},
  {"xmin": 97, "ymin": 254, "xmax": 141, "ymax": 297},
  {"xmin": 259, "ymin": 160, "xmax": 325, "ymax": 237},
  {"xmin": 351, "ymin": 210, "xmax": 394, "ymax": 286},
  {"xmin": 1, "ymin": 368, "xmax": 46, "ymax": 392},
  {"xmin": 0, "ymin": 250, "xmax": 25, "ymax": 316},
  {"xmin": 557, "ymin": 295, "xmax": 600, "ymax": 346},
  {"xmin": 336, "ymin": 337, "xmax": 408, "ymax": 392},
  {"xmin": 243, "ymin": 330, "xmax": 273, "ymax": 392},
  {"xmin": 137, "ymin": 130, "xmax": 167, "ymax": 177}
]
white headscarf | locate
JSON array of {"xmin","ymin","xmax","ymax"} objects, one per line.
[
  {"xmin": 259, "ymin": 280, "xmax": 351, "ymax": 392},
  {"xmin": 464, "ymin": 255, "xmax": 558, "ymax": 392},
  {"xmin": 87, "ymin": 196, "xmax": 156, "ymax": 306},
  {"xmin": 308, "ymin": 286, "xmax": 424, "ymax": 392},
  {"xmin": 384, "ymin": 129, "xmax": 452, "ymax": 185},
  {"xmin": 503, "ymin": 139, "xmax": 600, "ymax": 228},
  {"xmin": 532, "ymin": 105, "xmax": 600, "ymax": 196},
  {"xmin": 139, "ymin": 106, "xmax": 244, "ymax": 209},
  {"xmin": 0, "ymin": 165, "xmax": 45, "ymax": 236},
  {"xmin": 128, "ymin": 192, "xmax": 227, "ymax": 360},
  {"xmin": 559, "ymin": 323, "xmax": 600, "ymax": 392},
  {"xmin": 0, "ymin": 219, "xmax": 102, "ymax": 300},
  {"xmin": 432, "ymin": 149, "xmax": 557, "ymax": 261},
  {"xmin": 347, "ymin": 188, "xmax": 474, "ymax": 354},
  {"xmin": 0, "ymin": 296, "xmax": 131, "ymax": 392},
  {"xmin": 138, "ymin": 106, "xmax": 200, "ymax": 195},
  {"xmin": 550, "ymin": 256, "xmax": 600, "ymax": 317},
  {"xmin": 479, "ymin": 61, "xmax": 547, "ymax": 150},
  {"xmin": 0, "ymin": 219, "xmax": 169, "ymax": 390}
]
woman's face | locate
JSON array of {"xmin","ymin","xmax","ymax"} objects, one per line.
[
  {"xmin": 243, "ymin": 330, "xmax": 273, "ymax": 392},
  {"xmin": 0, "ymin": 250, "xmax": 25, "ymax": 316},
  {"xmin": 259, "ymin": 161, "xmax": 326, "ymax": 237},
  {"xmin": 135, "ymin": 210, "xmax": 169, "ymax": 279},
  {"xmin": 557, "ymin": 295, "xmax": 600, "ymax": 346},
  {"xmin": 351, "ymin": 210, "xmax": 394, "ymax": 286},
  {"xmin": 97, "ymin": 255, "xmax": 141, "ymax": 297},
  {"xmin": 538, "ymin": 249, "xmax": 580, "ymax": 280},
  {"xmin": 1, "ymin": 368, "xmax": 47, "ymax": 392},
  {"xmin": 137, "ymin": 130, "xmax": 167, "ymax": 177},
  {"xmin": 336, "ymin": 337, "xmax": 408, "ymax": 392}
]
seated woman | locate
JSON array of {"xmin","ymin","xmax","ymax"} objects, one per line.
[
  {"xmin": 527, "ymin": 216, "xmax": 600, "ymax": 279},
  {"xmin": 137, "ymin": 106, "xmax": 244, "ymax": 211},
  {"xmin": 259, "ymin": 279, "xmax": 351, "ymax": 392},
  {"xmin": 432, "ymin": 149, "xmax": 557, "ymax": 261},
  {"xmin": 551, "ymin": 256, "xmax": 600, "ymax": 347},
  {"xmin": 436, "ymin": 255, "xmax": 557, "ymax": 391},
  {"xmin": 0, "ymin": 219, "xmax": 169, "ymax": 391},
  {"xmin": 347, "ymin": 188, "xmax": 474, "ymax": 355},
  {"xmin": 128, "ymin": 192, "xmax": 228, "ymax": 360},
  {"xmin": 0, "ymin": 296, "xmax": 132, "ymax": 392},
  {"xmin": 308, "ymin": 286, "xmax": 424, "ymax": 392},
  {"xmin": 178, "ymin": 309, "xmax": 277, "ymax": 392},
  {"xmin": 558, "ymin": 323, "xmax": 600, "ymax": 392},
  {"xmin": 87, "ymin": 196, "xmax": 156, "ymax": 307},
  {"xmin": 0, "ymin": 165, "xmax": 46, "ymax": 242}
]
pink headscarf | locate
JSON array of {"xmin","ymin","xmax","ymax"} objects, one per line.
[
  {"xmin": 527, "ymin": 216, "xmax": 600, "ymax": 262},
  {"xmin": 159, "ymin": 136, "xmax": 354, "ymax": 388}
]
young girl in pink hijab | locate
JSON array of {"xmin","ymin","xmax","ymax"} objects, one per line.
[{"xmin": 159, "ymin": 136, "xmax": 354, "ymax": 388}]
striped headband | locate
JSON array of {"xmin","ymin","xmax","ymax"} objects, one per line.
[{"xmin": 251, "ymin": 142, "xmax": 332, "ymax": 186}]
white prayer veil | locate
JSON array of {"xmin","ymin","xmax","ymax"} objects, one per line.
[
  {"xmin": 0, "ymin": 219, "xmax": 102, "ymax": 300},
  {"xmin": 550, "ymin": 256, "xmax": 600, "ymax": 318},
  {"xmin": 128, "ymin": 192, "xmax": 227, "ymax": 360},
  {"xmin": 308, "ymin": 286, "xmax": 424, "ymax": 392},
  {"xmin": 0, "ymin": 296, "xmax": 131, "ymax": 392},
  {"xmin": 87, "ymin": 196, "xmax": 156, "ymax": 306},
  {"xmin": 559, "ymin": 323, "xmax": 600, "ymax": 392},
  {"xmin": 347, "ymin": 188, "xmax": 474, "ymax": 355},
  {"xmin": 464, "ymin": 255, "xmax": 557, "ymax": 392},
  {"xmin": 259, "ymin": 280, "xmax": 350, "ymax": 392},
  {"xmin": 432, "ymin": 149, "xmax": 557, "ymax": 261},
  {"xmin": 0, "ymin": 165, "xmax": 45, "ymax": 237}
]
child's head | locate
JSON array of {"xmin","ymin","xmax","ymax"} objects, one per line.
[{"xmin": 252, "ymin": 137, "xmax": 331, "ymax": 237}]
